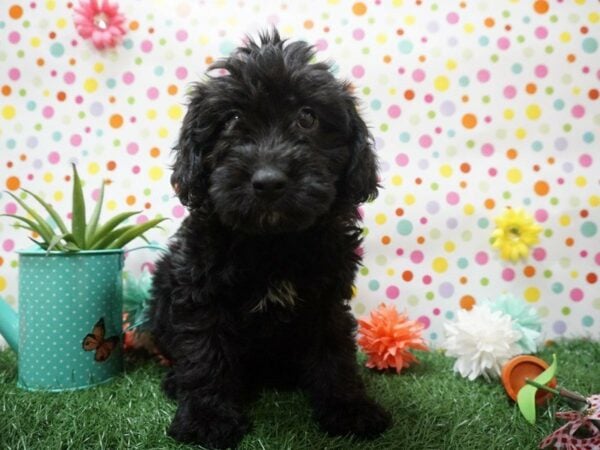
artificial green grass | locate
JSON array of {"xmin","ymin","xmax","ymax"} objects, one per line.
[{"xmin": 1, "ymin": 340, "xmax": 599, "ymax": 449}]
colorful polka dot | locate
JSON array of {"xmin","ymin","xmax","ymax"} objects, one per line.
[
  {"xmin": 109, "ymin": 114, "xmax": 124, "ymax": 128},
  {"xmin": 461, "ymin": 113, "xmax": 477, "ymax": 129},
  {"xmin": 0, "ymin": 1, "xmax": 597, "ymax": 350},
  {"xmin": 432, "ymin": 257, "xmax": 449, "ymax": 274},
  {"xmin": 2, "ymin": 105, "xmax": 16, "ymax": 120},
  {"xmin": 459, "ymin": 295, "xmax": 476, "ymax": 310},
  {"xmin": 524, "ymin": 287, "xmax": 541, "ymax": 303},
  {"xmin": 352, "ymin": 2, "xmax": 367, "ymax": 16},
  {"xmin": 9, "ymin": 4, "xmax": 23, "ymax": 20}
]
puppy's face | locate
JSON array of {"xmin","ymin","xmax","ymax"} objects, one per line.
[{"xmin": 172, "ymin": 32, "xmax": 378, "ymax": 234}]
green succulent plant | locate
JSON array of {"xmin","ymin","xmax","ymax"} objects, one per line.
[{"xmin": 1, "ymin": 164, "xmax": 167, "ymax": 252}]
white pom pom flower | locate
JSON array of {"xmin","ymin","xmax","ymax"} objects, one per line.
[{"xmin": 444, "ymin": 304, "xmax": 523, "ymax": 381}]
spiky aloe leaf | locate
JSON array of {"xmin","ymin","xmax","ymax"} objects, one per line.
[
  {"xmin": 106, "ymin": 218, "xmax": 168, "ymax": 249},
  {"xmin": 89, "ymin": 225, "xmax": 134, "ymax": 250},
  {"xmin": 85, "ymin": 179, "xmax": 105, "ymax": 246},
  {"xmin": 2, "ymin": 214, "xmax": 45, "ymax": 234},
  {"xmin": 4, "ymin": 192, "xmax": 56, "ymax": 245},
  {"xmin": 71, "ymin": 163, "xmax": 86, "ymax": 249},
  {"xmin": 28, "ymin": 237, "xmax": 48, "ymax": 249},
  {"xmin": 11, "ymin": 223, "xmax": 35, "ymax": 232},
  {"xmin": 0, "ymin": 213, "xmax": 55, "ymax": 247},
  {"xmin": 59, "ymin": 236, "xmax": 81, "ymax": 251},
  {"xmin": 87, "ymin": 211, "xmax": 142, "ymax": 248},
  {"xmin": 3, "ymin": 165, "xmax": 166, "ymax": 253},
  {"xmin": 59, "ymin": 233, "xmax": 78, "ymax": 245},
  {"xmin": 1, "ymin": 215, "xmax": 70, "ymax": 252},
  {"xmin": 63, "ymin": 242, "xmax": 81, "ymax": 252},
  {"xmin": 46, "ymin": 234, "xmax": 68, "ymax": 253},
  {"xmin": 20, "ymin": 188, "xmax": 69, "ymax": 235}
]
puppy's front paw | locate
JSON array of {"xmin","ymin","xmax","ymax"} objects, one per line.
[
  {"xmin": 317, "ymin": 397, "xmax": 392, "ymax": 439},
  {"xmin": 168, "ymin": 403, "xmax": 249, "ymax": 449}
]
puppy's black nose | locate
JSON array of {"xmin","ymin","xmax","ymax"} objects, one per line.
[{"xmin": 252, "ymin": 167, "xmax": 288, "ymax": 199}]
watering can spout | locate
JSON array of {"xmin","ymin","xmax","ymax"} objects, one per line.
[{"xmin": 0, "ymin": 298, "xmax": 18, "ymax": 353}]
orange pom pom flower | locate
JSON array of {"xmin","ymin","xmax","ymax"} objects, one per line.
[{"xmin": 357, "ymin": 303, "xmax": 429, "ymax": 373}]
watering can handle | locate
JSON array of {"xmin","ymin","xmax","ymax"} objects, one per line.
[
  {"xmin": 124, "ymin": 244, "xmax": 168, "ymax": 255},
  {"xmin": 120, "ymin": 244, "xmax": 168, "ymax": 270},
  {"xmin": 0, "ymin": 298, "xmax": 19, "ymax": 352},
  {"xmin": 121, "ymin": 244, "xmax": 168, "ymax": 331}
]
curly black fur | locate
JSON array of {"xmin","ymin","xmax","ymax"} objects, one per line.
[{"xmin": 148, "ymin": 30, "xmax": 391, "ymax": 449}]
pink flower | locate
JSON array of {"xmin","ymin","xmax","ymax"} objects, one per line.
[{"xmin": 74, "ymin": 0, "xmax": 127, "ymax": 50}]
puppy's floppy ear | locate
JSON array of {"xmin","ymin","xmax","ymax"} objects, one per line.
[
  {"xmin": 171, "ymin": 83, "xmax": 212, "ymax": 207},
  {"xmin": 343, "ymin": 97, "xmax": 379, "ymax": 204}
]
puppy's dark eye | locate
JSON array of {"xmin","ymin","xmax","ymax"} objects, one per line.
[
  {"xmin": 224, "ymin": 112, "xmax": 240, "ymax": 131},
  {"xmin": 296, "ymin": 108, "xmax": 318, "ymax": 130}
]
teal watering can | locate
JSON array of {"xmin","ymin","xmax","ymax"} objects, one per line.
[{"xmin": 0, "ymin": 248, "xmax": 125, "ymax": 391}]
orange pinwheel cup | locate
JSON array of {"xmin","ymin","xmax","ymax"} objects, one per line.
[{"xmin": 501, "ymin": 355, "xmax": 558, "ymax": 405}]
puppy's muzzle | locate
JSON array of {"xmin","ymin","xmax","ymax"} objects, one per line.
[{"xmin": 251, "ymin": 166, "xmax": 288, "ymax": 200}]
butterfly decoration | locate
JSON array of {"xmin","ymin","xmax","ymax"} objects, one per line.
[{"xmin": 82, "ymin": 318, "xmax": 120, "ymax": 362}]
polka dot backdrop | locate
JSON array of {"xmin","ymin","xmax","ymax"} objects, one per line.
[{"xmin": 1, "ymin": 1, "xmax": 599, "ymax": 347}]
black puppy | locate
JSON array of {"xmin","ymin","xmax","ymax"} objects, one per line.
[{"xmin": 148, "ymin": 30, "xmax": 391, "ymax": 449}]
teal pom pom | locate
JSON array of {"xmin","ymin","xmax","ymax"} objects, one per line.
[
  {"xmin": 123, "ymin": 270, "xmax": 153, "ymax": 330},
  {"xmin": 483, "ymin": 294, "xmax": 542, "ymax": 354}
]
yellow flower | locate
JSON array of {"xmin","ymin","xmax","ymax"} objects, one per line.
[{"xmin": 491, "ymin": 208, "xmax": 542, "ymax": 262}]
